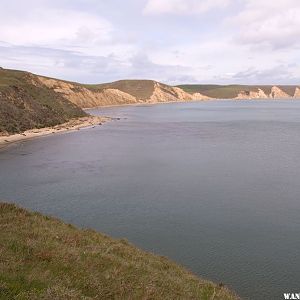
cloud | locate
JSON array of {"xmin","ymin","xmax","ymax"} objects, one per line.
[
  {"xmin": 0, "ymin": 8, "xmax": 113, "ymax": 49},
  {"xmin": 0, "ymin": 43, "xmax": 197, "ymax": 84},
  {"xmin": 0, "ymin": 43, "xmax": 128, "ymax": 83},
  {"xmin": 127, "ymin": 52, "xmax": 197, "ymax": 84},
  {"xmin": 230, "ymin": 0, "xmax": 300, "ymax": 49},
  {"xmin": 143, "ymin": 0, "xmax": 231, "ymax": 15},
  {"xmin": 0, "ymin": 1, "xmax": 138, "ymax": 65},
  {"xmin": 226, "ymin": 64, "xmax": 300, "ymax": 85}
]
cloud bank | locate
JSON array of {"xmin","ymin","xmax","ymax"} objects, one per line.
[{"xmin": 0, "ymin": 0, "xmax": 299, "ymax": 84}]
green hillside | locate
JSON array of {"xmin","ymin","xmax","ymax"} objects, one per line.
[
  {"xmin": 0, "ymin": 68, "xmax": 86, "ymax": 135},
  {"xmin": 84, "ymin": 79, "xmax": 159, "ymax": 100},
  {"xmin": 0, "ymin": 202, "xmax": 238, "ymax": 300}
]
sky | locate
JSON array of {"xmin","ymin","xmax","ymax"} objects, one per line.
[{"xmin": 1, "ymin": 0, "xmax": 300, "ymax": 85}]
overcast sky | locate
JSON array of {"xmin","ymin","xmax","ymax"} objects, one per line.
[{"xmin": 1, "ymin": 0, "xmax": 300, "ymax": 84}]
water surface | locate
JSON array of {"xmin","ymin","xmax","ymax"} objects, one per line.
[{"xmin": 1, "ymin": 101, "xmax": 300, "ymax": 299}]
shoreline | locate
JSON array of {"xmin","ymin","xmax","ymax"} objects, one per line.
[
  {"xmin": 0, "ymin": 115, "xmax": 110, "ymax": 151},
  {"xmin": 84, "ymin": 97, "xmax": 299, "ymax": 110},
  {"xmin": 84, "ymin": 98, "xmax": 218, "ymax": 110},
  {"xmin": 2, "ymin": 98, "xmax": 299, "ymax": 150}
]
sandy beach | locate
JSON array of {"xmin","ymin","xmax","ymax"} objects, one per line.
[{"xmin": 0, "ymin": 115, "xmax": 110, "ymax": 150}]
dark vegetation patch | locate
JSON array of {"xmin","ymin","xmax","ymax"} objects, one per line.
[{"xmin": 0, "ymin": 69, "xmax": 86, "ymax": 135}]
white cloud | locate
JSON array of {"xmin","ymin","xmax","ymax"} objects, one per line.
[
  {"xmin": 231, "ymin": 0, "xmax": 300, "ymax": 49},
  {"xmin": 0, "ymin": 3, "xmax": 138, "ymax": 62},
  {"xmin": 0, "ymin": 42, "xmax": 133, "ymax": 83},
  {"xmin": 0, "ymin": 9, "xmax": 112, "ymax": 49},
  {"xmin": 230, "ymin": 65, "xmax": 300, "ymax": 84},
  {"xmin": 128, "ymin": 52, "xmax": 196, "ymax": 84},
  {"xmin": 147, "ymin": 35, "xmax": 300, "ymax": 84},
  {"xmin": 143, "ymin": 0, "xmax": 231, "ymax": 15}
]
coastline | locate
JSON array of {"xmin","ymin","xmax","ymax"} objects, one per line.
[
  {"xmin": 2, "ymin": 98, "xmax": 298, "ymax": 150},
  {"xmin": 0, "ymin": 115, "xmax": 110, "ymax": 151},
  {"xmin": 1, "ymin": 99, "xmax": 208, "ymax": 150},
  {"xmin": 84, "ymin": 97, "xmax": 299, "ymax": 111},
  {"xmin": 84, "ymin": 98, "xmax": 215, "ymax": 110}
]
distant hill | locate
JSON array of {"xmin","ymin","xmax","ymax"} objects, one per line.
[
  {"xmin": 177, "ymin": 84, "xmax": 300, "ymax": 99},
  {"xmin": 0, "ymin": 202, "xmax": 238, "ymax": 300},
  {"xmin": 36, "ymin": 75, "xmax": 300, "ymax": 108},
  {"xmin": 86, "ymin": 79, "xmax": 158, "ymax": 100},
  {"xmin": 0, "ymin": 68, "xmax": 86, "ymax": 135}
]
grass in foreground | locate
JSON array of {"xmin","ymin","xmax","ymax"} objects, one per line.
[{"xmin": 0, "ymin": 203, "xmax": 238, "ymax": 300}]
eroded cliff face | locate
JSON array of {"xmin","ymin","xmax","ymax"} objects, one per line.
[
  {"xmin": 36, "ymin": 77, "xmax": 137, "ymax": 108},
  {"xmin": 236, "ymin": 86, "xmax": 298, "ymax": 100},
  {"xmin": 236, "ymin": 88, "xmax": 268, "ymax": 99},
  {"xmin": 192, "ymin": 92, "xmax": 211, "ymax": 100},
  {"xmin": 36, "ymin": 77, "xmax": 209, "ymax": 108},
  {"xmin": 294, "ymin": 87, "xmax": 300, "ymax": 98},
  {"xmin": 269, "ymin": 86, "xmax": 290, "ymax": 99},
  {"xmin": 148, "ymin": 83, "xmax": 193, "ymax": 103},
  {"xmin": 32, "ymin": 74, "xmax": 300, "ymax": 106}
]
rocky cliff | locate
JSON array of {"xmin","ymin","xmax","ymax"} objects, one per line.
[
  {"xmin": 236, "ymin": 88, "xmax": 268, "ymax": 99},
  {"xmin": 294, "ymin": 87, "xmax": 300, "ymax": 98},
  {"xmin": 178, "ymin": 84, "xmax": 300, "ymax": 100},
  {"xmin": 236, "ymin": 86, "xmax": 293, "ymax": 99},
  {"xmin": 37, "ymin": 77, "xmax": 208, "ymax": 108}
]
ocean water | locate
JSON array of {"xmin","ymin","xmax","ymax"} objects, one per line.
[{"xmin": 1, "ymin": 100, "xmax": 300, "ymax": 299}]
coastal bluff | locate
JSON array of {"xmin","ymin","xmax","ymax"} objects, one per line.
[
  {"xmin": 178, "ymin": 84, "xmax": 300, "ymax": 100},
  {"xmin": 36, "ymin": 77, "xmax": 209, "ymax": 108}
]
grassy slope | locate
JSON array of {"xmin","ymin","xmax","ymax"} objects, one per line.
[
  {"xmin": 0, "ymin": 69, "xmax": 86, "ymax": 135},
  {"xmin": 0, "ymin": 203, "xmax": 238, "ymax": 300},
  {"xmin": 177, "ymin": 84, "xmax": 298, "ymax": 98},
  {"xmin": 82, "ymin": 80, "xmax": 188, "ymax": 104},
  {"xmin": 83, "ymin": 80, "xmax": 157, "ymax": 100}
]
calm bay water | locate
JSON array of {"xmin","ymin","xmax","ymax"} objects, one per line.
[{"xmin": 1, "ymin": 100, "xmax": 300, "ymax": 299}]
